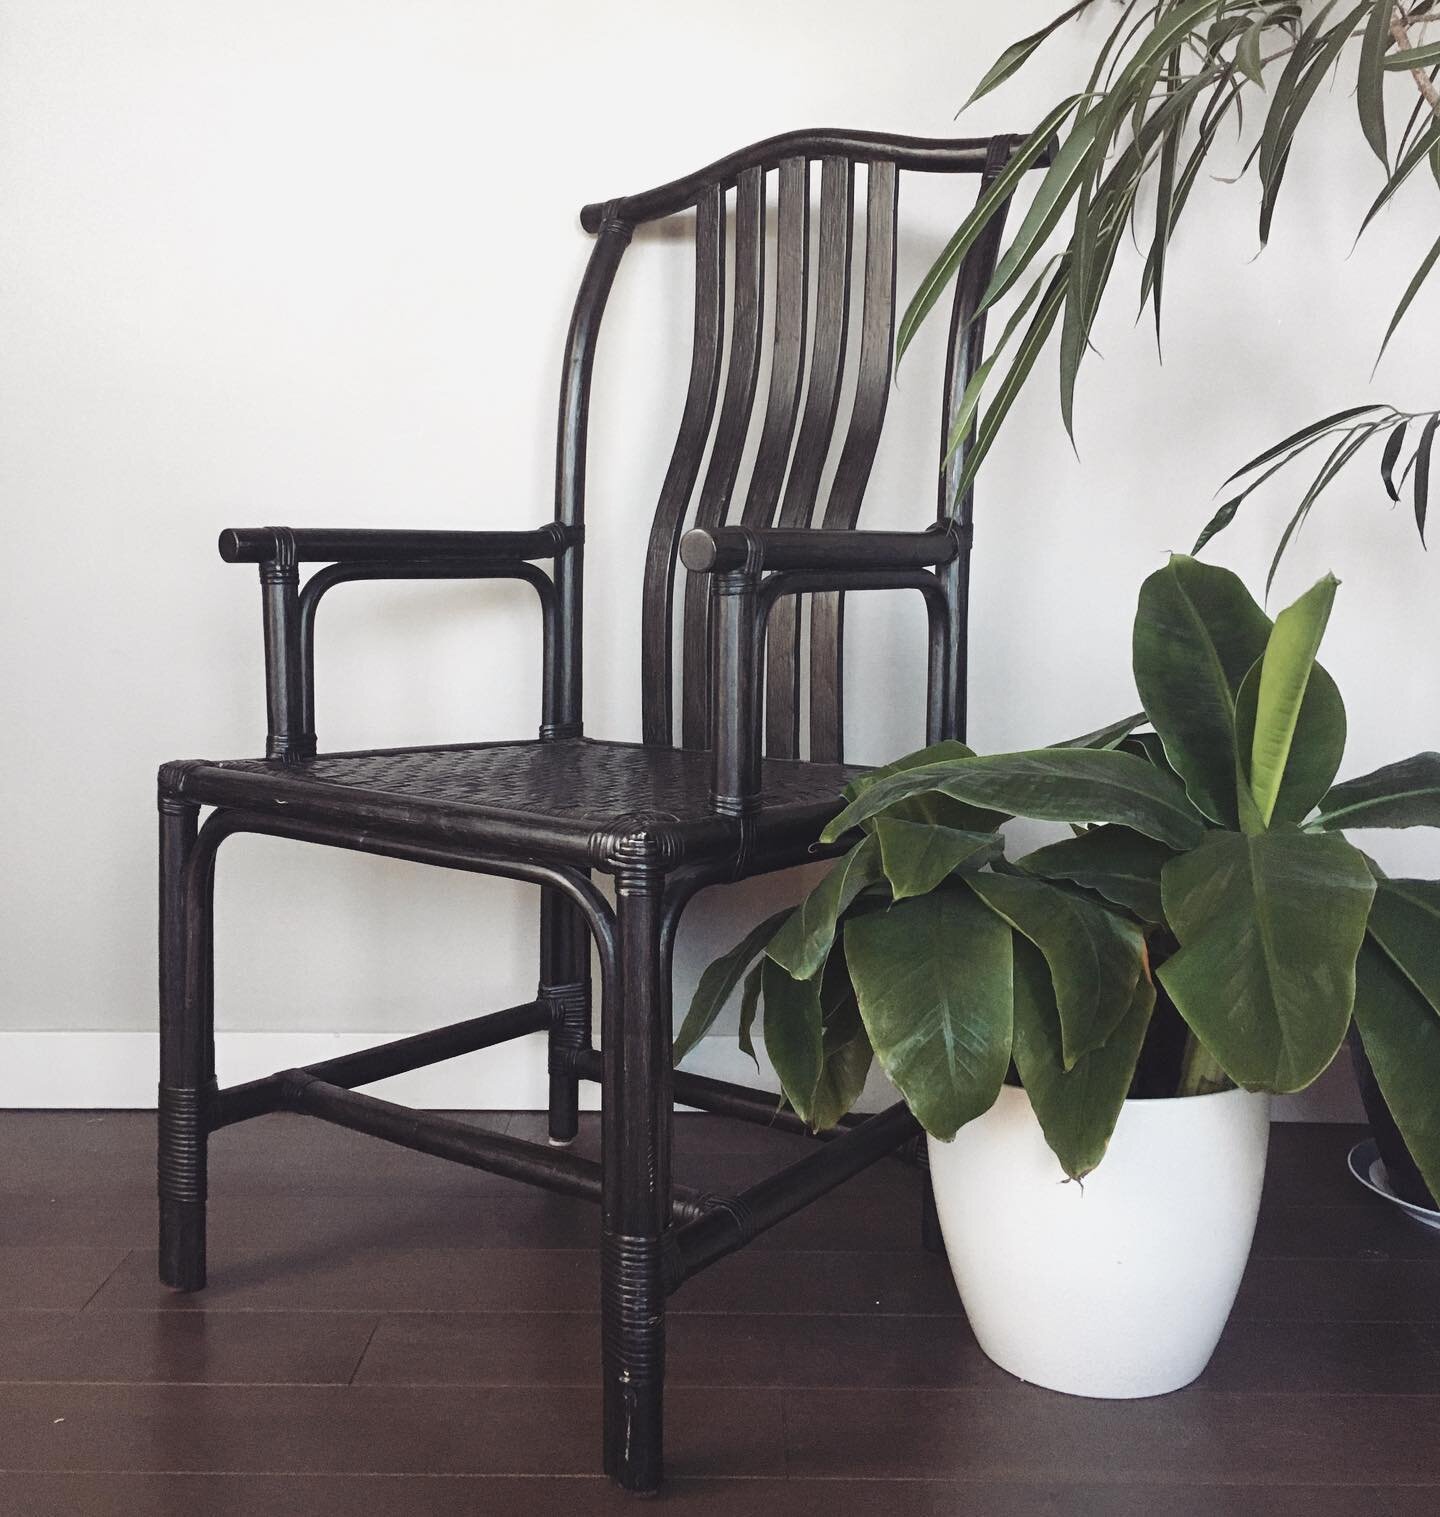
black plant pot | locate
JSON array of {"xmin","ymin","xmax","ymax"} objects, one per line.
[{"xmin": 1348, "ymin": 1028, "xmax": 1438, "ymax": 1210}]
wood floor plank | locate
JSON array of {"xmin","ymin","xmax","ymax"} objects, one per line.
[
  {"xmin": 90, "ymin": 1245, "xmax": 962, "ymax": 1317},
  {"xmin": 350, "ymin": 1312, "xmax": 1440, "ymax": 1396},
  {"xmin": 0, "ymin": 1249, "xmax": 129, "ymax": 1311},
  {"xmin": 1234, "ymin": 1258, "xmax": 1440, "ymax": 1322},
  {"xmin": 0, "ymin": 1383, "xmax": 785, "ymax": 1477},
  {"xmin": 0, "ymin": 1473, "xmax": 1433, "ymax": 1517},
  {"xmin": 0, "ymin": 1310, "xmax": 377, "ymax": 1385},
  {"xmin": 353, "ymin": 1311, "xmax": 1005, "ymax": 1390},
  {"xmin": 783, "ymin": 1386, "xmax": 1440, "ymax": 1484},
  {"xmin": 5, "ymin": 1181, "xmax": 922, "ymax": 1253}
]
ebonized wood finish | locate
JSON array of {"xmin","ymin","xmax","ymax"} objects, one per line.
[{"xmin": 154, "ymin": 127, "xmax": 1043, "ymax": 1493}]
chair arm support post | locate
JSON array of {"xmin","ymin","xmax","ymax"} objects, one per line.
[
  {"xmin": 710, "ymin": 568, "xmax": 762, "ymax": 817},
  {"xmin": 257, "ymin": 534, "xmax": 312, "ymax": 762}
]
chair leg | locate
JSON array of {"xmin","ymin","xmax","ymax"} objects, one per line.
[
  {"xmin": 601, "ymin": 861, "xmax": 671, "ymax": 1494},
  {"xmin": 157, "ymin": 797, "xmax": 212, "ymax": 1292},
  {"xmin": 542, "ymin": 887, "xmax": 591, "ymax": 1146}
]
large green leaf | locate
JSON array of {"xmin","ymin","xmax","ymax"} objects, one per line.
[
  {"xmin": 845, "ymin": 740, "xmax": 1005, "ymax": 835},
  {"xmin": 1366, "ymin": 878, "xmax": 1440, "ymax": 1012},
  {"xmin": 736, "ymin": 961, "xmax": 763, "ymax": 1069},
  {"xmin": 1133, "ymin": 554, "xmax": 1273, "ymax": 827},
  {"xmin": 761, "ymin": 958, "xmax": 824, "ymax": 1125},
  {"xmin": 1242, "ymin": 573, "xmax": 1341, "ymax": 827},
  {"xmin": 1312, "ymin": 753, "xmax": 1440, "ymax": 831},
  {"xmin": 765, "ymin": 835, "xmax": 884, "ymax": 982},
  {"xmin": 1235, "ymin": 658, "xmax": 1346, "ymax": 828},
  {"xmin": 967, "ymin": 871, "xmax": 1145, "ymax": 1067},
  {"xmin": 1158, "ymin": 829, "xmax": 1375, "ymax": 1091},
  {"xmin": 822, "ymin": 748, "xmax": 1207, "ymax": 850},
  {"xmin": 1011, "ymin": 937, "xmax": 1155, "ymax": 1180},
  {"xmin": 674, "ymin": 907, "xmax": 795, "ymax": 1063},
  {"xmin": 1352, "ymin": 936, "xmax": 1440, "ymax": 1199},
  {"xmin": 844, "ymin": 890, "xmax": 1014, "ymax": 1141},
  {"xmin": 809, "ymin": 953, "xmax": 875, "ymax": 1132},
  {"xmin": 875, "ymin": 818, "xmax": 999, "ymax": 901},
  {"xmin": 1015, "ymin": 825, "xmax": 1175, "ymax": 922},
  {"xmin": 1050, "ymin": 712, "xmax": 1147, "ymax": 750}
]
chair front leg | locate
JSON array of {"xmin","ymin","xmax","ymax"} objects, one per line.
[
  {"xmin": 541, "ymin": 886, "xmax": 592, "ymax": 1146},
  {"xmin": 157, "ymin": 795, "xmax": 213, "ymax": 1291},
  {"xmin": 600, "ymin": 850, "xmax": 672, "ymax": 1493}
]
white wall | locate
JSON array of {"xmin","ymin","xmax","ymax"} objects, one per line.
[{"xmin": 1, "ymin": 0, "xmax": 1435, "ymax": 1112}]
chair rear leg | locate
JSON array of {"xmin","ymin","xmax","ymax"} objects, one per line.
[
  {"xmin": 157, "ymin": 796, "xmax": 212, "ymax": 1291},
  {"xmin": 541, "ymin": 887, "xmax": 592, "ymax": 1146},
  {"xmin": 601, "ymin": 860, "xmax": 670, "ymax": 1493}
]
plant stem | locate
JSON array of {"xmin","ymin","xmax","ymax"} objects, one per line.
[
  {"xmin": 1393, "ymin": 7, "xmax": 1440, "ymax": 123},
  {"xmin": 1175, "ymin": 1033, "xmax": 1234, "ymax": 1098}
]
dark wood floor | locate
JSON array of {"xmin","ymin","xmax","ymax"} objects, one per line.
[{"xmin": 1, "ymin": 1112, "xmax": 1438, "ymax": 1513}]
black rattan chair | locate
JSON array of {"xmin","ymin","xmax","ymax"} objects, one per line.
[{"xmin": 156, "ymin": 128, "xmax": 1039, "ymax": 1492}]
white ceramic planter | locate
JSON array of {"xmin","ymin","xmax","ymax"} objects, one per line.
[{"xmin": 928, "ymin": 1083, "xmax": 1271, "ymax": 1399}]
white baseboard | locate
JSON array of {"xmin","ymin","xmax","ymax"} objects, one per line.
[{"xmin": 0, "ymin": 1030, "xmax": 1361, "ymax": 1120}]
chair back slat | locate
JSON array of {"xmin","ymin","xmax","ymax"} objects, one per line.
[
  {"xmin": 679, "ymin": 165, "xmax": 767, "ymax": 751},
  {"xmin": 808, "ymin": 160, "xmax": 900, "ymax": 763},
  {"xmin": 580, "ymin": 131, "xmax": 1036, "ymax": 759},
  {"xmin": 741, "ymin": 156, "xmax": 810, "ymax": 529},
  {"xmin": 762, "ymin": 156, "xmax": 855, "ymax": 759},
  {"xmin": 639, "ymin": 184, "xmax": 726, "ymax": 746}
]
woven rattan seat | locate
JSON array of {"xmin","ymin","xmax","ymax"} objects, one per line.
[
  {"xmin": 154, "ymin": 128, "xmax": 1042, "ymax": 1493},
  {"xmin": 171, "ymin": 738, "xmax": 863, "ymax": 864}
]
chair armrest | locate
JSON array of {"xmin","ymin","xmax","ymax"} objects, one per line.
[
  {"xmin": 678, "ymin": 524, "xmax": 957, "ymax": 576},
  {"xmin": 217, "ymin": 523, "xmax": 578, "ymax": 565}
]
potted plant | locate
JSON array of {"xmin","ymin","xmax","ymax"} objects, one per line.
[{"xmin": 678, "ymin": 553, "xmax": 1440, "ymax": 1398}]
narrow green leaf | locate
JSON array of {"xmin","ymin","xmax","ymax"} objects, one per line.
[
  {"xmin": 1236, "ymin": 18, "xmax": 1267, "ymax": 87},
  {"xmin": 765, "ymin": 836, "xmax": 883, "ymax": 982},
  {"xmin": 1158, "ymin": 829, "xmax": 1375, "ymax": 1091},
  {"xmin": 1246, "ymin": 573, "xmax": 1339, "ymax": 827},
  {"xmin": 1377, "ymin": 231, "xmax": 1440, "ymax": 366},
  {"xmin": 1016, "ymin": 825, "xmax": 1176, "ymax": 923},
  {"xmin": 980, "ymin": 109, "xmax": 1106, "ymax": 316},
  {"xmin": 1383, "ymin": 41, "xmax": 1440, "ymax": 70},
  {"xmin": 1414, "ymin": 414, "xmax": 1437, "ymax": 545},
  {"xmin": 674, "ymin": 907, "xmax": 796, "ymax": 1063},
  {"xmin": 954, "ymin": 265, "xmax": 1069, "ymax": 504},
  {"xmin": 966, "ymin": 872, "xmax": 1146, "ymax": 1067},
  {"xmin": 845, "ymin": 890, "xmax": 1014, "ymax": 1142},
  {"xmin": 1133, "ymin": 553, "xmax": 1273, "ymax": 827},
  {"xmin": 896, "ymin": 99, "xmax": 1081, "ymax": 361},
  {"xmin": 1358, "ymin": 0, "xmax": 1395, "ymax": 166},
  {"xmin": 1357, "ymin": 119, "xmax": 1440, "ymax": 243},
  {"xmin": 822, "ymin": 748, "xmax": 1208, "ymax": 851},
  {"xmin": 875, "ymin": 819, "xmax": 999, "ymax": 901},
  {"xmin": 1266, "ymin": 423, "xmax": 1386, "ymax": 593},
  {"xmin": 1012, "ymin": 937, "xmax": 1155, "ymax": 1180},
  {"xmin": 962, "ymin": 0, "xmax": 1093, "ymax": 107},
  {"xmin": 1222, "ymin": 403, "xmax": 1388, "ymax": 487},
  {"xmin": 1352, "ymin": 936, "xmax": 1440, "ymax": 1200},
  {"xmin": 1381, "ymin": 420, "xmax": 1408, "ymax": 500},
  {"xmin": 1313, "ymin": 752, "xmax": 1440, "ymax": 830}
]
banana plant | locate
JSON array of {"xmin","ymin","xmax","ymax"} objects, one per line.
[{"xmin": 679, "ymin": 554, "xmax": 1440, "ymax": 1191}]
